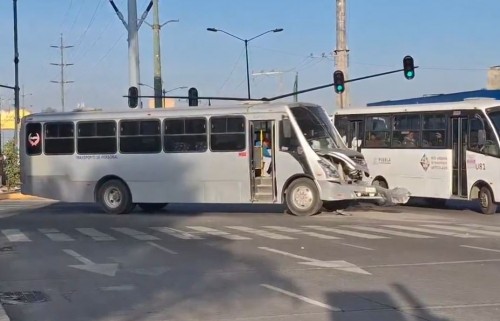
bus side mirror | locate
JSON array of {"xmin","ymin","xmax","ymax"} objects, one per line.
[
  {"xmin": 478, "ymin": 129, "xmax": 486, "ymax": 145},
  {"xmin": 282, "ymin": 119, "xmax": 292, "ymax": 138}
]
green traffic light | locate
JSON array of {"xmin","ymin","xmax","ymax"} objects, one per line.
[{"xmin": 336, "ymin": 85, "xmax": 344, "ymax": 92}]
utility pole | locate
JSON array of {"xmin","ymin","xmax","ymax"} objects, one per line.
[
  {"xmin": 109, "ymin": 0, "xmax": 153, "ymax": 108},
  {"xmin": 50, "ymin": 33, "xmax": 74, "ymax": 112},
  {"xmin": 334, "ymin": 0, "xmax": 349, "ymax": 109},
  {"xmin": 293, "ymin": 72, "xmax": 299, "ymax": 102},
  {"xmin": 13, "ymin": 0, "xmax": 20, "ymax": 146}
]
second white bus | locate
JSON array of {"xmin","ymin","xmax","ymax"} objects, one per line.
[{"xmin": 332, "ymin": 99, "xmax": 500, "ymax": 214}]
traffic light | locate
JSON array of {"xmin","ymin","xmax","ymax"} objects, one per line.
[
  {"xmin": 188, "ymin": 87, "xmax": 198, "ymax": 106},
  {"xmin": 128, "ymin": 86, "xmax": 138, "ymax": 108},
  {"xmin": 333, "ymin": 70, "xmax": 345, "ymax": 94},
  {"xmin": 403, "ymin": 55, "xmax": 415, "ymax": 80}
]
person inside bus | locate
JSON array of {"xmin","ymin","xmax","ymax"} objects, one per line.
[
  {"xmin": 255, "ymin": 138, "xmax": 272, "ymax": 176},
  {"xmin": 403, "ymin": 131, "xmax": 417, "ymax": 147}
]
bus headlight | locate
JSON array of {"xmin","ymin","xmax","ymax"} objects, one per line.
[{"xmin": 318, "ymin": 159, "xmax": 340, "ymax": 179}]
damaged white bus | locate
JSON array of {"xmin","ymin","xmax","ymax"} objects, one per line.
[{"xmin": 20, "ymin": 102, "xmax": 408, "ymax": 216}]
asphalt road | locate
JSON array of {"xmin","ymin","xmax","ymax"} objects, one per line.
[{"xmin": 1, "ymin": 200, "xmax": 500, "ymax": 321}]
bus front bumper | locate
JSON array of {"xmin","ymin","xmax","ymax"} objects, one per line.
[{"xmin": 318, "ymin": 181, "xmax": 410, "ymax": 205}]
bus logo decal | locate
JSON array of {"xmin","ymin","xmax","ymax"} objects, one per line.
[
  {"xmin": 28, "ymin": 132, "xmax": 41, "ymax": 147},
  {"xmin": 420, "ymin": 154, "xmax": 430, "ymax": 171}
]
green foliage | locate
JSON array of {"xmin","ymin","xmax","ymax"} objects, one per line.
[{"xmin": 3, "ymin": 139, "xmax": 20, "ymax": 191}]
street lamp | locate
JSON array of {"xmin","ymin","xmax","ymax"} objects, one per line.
[
  {"xmin": 162, "ymin": 86, "xmax": 188, "ymax": 95},
  {"xmin": 207, "ymin": 27, "xmax": 283, "ymax": 99}
]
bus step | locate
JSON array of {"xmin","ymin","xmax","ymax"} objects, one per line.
[
  {"xmin": 256, "ymin": 177, "xmax": 272, "ymax": 185},
  {"xmin": 257, "ymin": 184, "xmax": 273, "ymax": 194},
  {"xmin": 254, "ymin": 193, "xmax": 273, "ymax": 202}
]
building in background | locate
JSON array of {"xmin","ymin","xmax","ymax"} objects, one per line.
[{"xmin": 367, "ymin": 66, "xmax": 500, "ymax": 106}]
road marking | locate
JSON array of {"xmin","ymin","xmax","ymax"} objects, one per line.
[
  {"xmin": 63, "ymin": 249, "xmax": 118, "ymax": 276},
  {"xmin": 38, "ymin": 228, "xmax": 74, "ymax": 242},
  {"xmin": 0, "ymin": 303, "xmax": 9, "ymax": 321},
  {"xmin": 226, "ymin": 226, "xmax": 295, "ymax": 240},
  {"xmin": 339, "ymin": 243, "xmax": 374, "ymax": 251},
  {"xmin": 422, "ymin": 225, "xmax": 500, "ymax": 237},
  {"xmin": 263, "ymin": 226, "xmax": 340, "ymax": 239},
  {"xmin": 111, "ymin": 227, "xmax": 160, "ymax": 241},
  {"xmin": 147, "ymin": 242, "xmax": 178, "ymax": 255},
  {"xmin": 460, "ymin": 245, "xmax": 500, "ymax": 253},
  {"xmin": 260, "ymin": 284, "xmax": 341, "ymax": 311},
  {"xmin": 364, "ymin": 258, "xmax": 500, "ymax": 269},
  {"xmin": 100, "ymin": 285, "xmax": 135, "ymax": 291},
  {"xmin": 344, "ymin": 226, "xmax": 434, "ymax": 238},
  {"xmin": 150, "ymin": 227, "xmax": 202, "ymax": 239},
  {"xmin": 185, "ymin": 226, "xmax": 251, "ymax": 240},
  {"xmin": 303, "ymin": 226, "xmax": 388, "ymax": 239},
  {"xmin": 76, "ymin": 228, "xmax": 116, "ymax": 241},
  {"xmin": 382, "ymin": 225, "xmax": 483, "ymax": 238},
  {"xmin": 460, "ymin": 224, "xmax": 500, "ymax": 232},
  {"xmin": 258, "ymin": 247, "xmax": 370, "ymax": 274},
  {"xmin": 1, "ymin": 229, "xmax": 31, "ymax": 242}
]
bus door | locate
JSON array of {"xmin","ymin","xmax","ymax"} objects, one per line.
[
  {"xmin": 451, "ymin": 116, "xmax": 468, "ymax": 197},
  {"xmin": 249, "ymin": 120, "xmax": 276, "ymax": 203},
  {"xmin": 336, "ymin": 116, "xmax": 364, "ymax": 152}
]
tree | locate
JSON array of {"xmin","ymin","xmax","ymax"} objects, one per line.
[{"xmin": 3, "ymin": 139, "xmax": 20, "ymax": 191}]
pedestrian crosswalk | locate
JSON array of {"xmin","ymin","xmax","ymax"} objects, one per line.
[{"xmin": 2, "ymin": 223, "xmax": 500, "ymax": 244}]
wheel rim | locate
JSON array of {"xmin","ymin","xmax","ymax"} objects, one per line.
[
  {"xmin": 103, "ymin": 186, "xmax": 122, "ymax": 209},
  {"xmin": 480, "ymin": 191, "xmax": 489, "ymax": 209},
  {"xmin": 292, "ymin": 185, "xmax": 314, "ymax": 210}
]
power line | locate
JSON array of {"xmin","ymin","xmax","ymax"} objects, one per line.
[{"xmin": 50, "ymin": 33, "xmax": 74, "ymax": 112}]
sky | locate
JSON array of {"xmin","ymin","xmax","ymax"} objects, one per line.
[{"xmin": 1, "ymin": 0, "xmax": 500, "ymax": 115}]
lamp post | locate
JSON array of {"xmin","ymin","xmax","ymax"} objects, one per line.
[{"xmin": 207, "ymin": 27, "xmax": 283, "ymax": 99}]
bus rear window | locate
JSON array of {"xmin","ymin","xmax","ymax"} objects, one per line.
[{"xmin": 25, "ymin": 122, "xmax": 42, "ymax": 155}]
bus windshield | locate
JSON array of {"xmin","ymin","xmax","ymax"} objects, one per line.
[
  {"xmin": 487, "ymin": 108, "xmax": 500, "ymax": 137},
  {"xmin": 291, "ymin": 106, "xmax": 346, "ymax": 151}
]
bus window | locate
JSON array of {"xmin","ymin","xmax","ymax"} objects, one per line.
[
  {"xmin": 210, "ymin": 116, "xmax": 246, "ymax": 152},
  {"xmin": 77, "ymin": 121, "xmax": 117, "ymax": 154},
  {"xmin": 25, "ymin": 122, "xmax": 42, "ymax": 155},
  {"xmin": 44, "ymin": 122, "xmax": 75, "ymax": 155},
  {"xmin": 392, "ymin": 114, "xmax": 420, "ymax": 148},
  {"xmin": 119, "ymin": 119, "xmax": 161, "ymax": 154},
  {"xmin": 365, "ymin": 116, "xmax": 390, "ymax": 147},
  {"xmin": 164, "ymin": 118, "xmax": 207, "ymax": 152},
  {"xmin": 422, "ymin": 114, "xmax": 446, "ymax": 148},
  {"xmin": 469, "ymin": 114, "xmax": 500, "ymax": 157}
]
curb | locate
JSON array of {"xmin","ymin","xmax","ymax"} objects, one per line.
[
  {"xmin": 0, "ymin": 192, "xmax": 51, "ymax": 201},
  {"xmin": 0, "ymin": 304, "xmax": 10, "ymax": 321}
]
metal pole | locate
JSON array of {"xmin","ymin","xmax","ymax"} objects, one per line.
[
  {"xmin": 335, "ymin": 0, "xmax": 349, "ymax": 109},
  {"xmin": 13, "ymin": 0, "xmax": 20, "ymax": 146},
  {"xmin": 152, "ymin": 0, "xmax": 162, "ymax": 108},
  {"xmin": 128, "ymin": 0, "xmax": 141, "ymax": 107},
  {"xmin": 244, "ymin": 40, "xmax": 250, "ymax": 99},
  {"xmin": 60, "ymin": 34, "xmax": 65, "ymax": 111}
]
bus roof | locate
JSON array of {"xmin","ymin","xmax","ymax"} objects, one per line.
[
  {"xmin": 23, "ymin": 102, "xmax": 322, "ymax": 122},
  {"xmin": 333, "ymin": 99, "xmax": 500, "ymax": 116}
]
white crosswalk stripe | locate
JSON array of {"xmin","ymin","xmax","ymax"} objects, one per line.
[
  {"xmin": 111, "ymin": 228, "xmax": 160, "ymax": 241},
  {"xmin": 1, "ymin": 229, "xmax": 31, "ymax": 242},
  {"xmin": 263, "ymin": 226, "xmax": 340, "ymax": 239},
  {"xmin": 76, "ymin": 228, "xmax": 116, "ymax": 241},
  {"xmin": 422, "ymin": 225, "xmax": 500, "ymax": 237},
  {"xmin": 150, "ymin": 227, "xmax": 203, "ymax": 239},
  {"xmin": 303, "ymin": 226, "xmax": 388, "ymax": 239},
  {"xmin": 185, "ymin": 226, "xmax": 251, "ymax": 240},
  {"xmin": 38, "ymin": 228, "xmax": 74, "ymax": 242},
  {"xmin": 459, "ymin": 224, "xmax": 500, "ymax": 232},
  {"xmin": 226, "ymin": 226, "xmax": 296, "ymax": 240},
  {"xmin": 382, "ymin": 225, "xmax": 483, "ymax": 238},
  {"xmin": 344, "ymin": 226, "xmax": 435, "ymax": 239}
]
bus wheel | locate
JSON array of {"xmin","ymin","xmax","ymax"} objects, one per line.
[
  {"xmin": 97, "ymin": 179, "xmax": 134, "ymax": 214},
  {"xmin": 479, "ymin": 186, "xmax": 497, "ymax": 215},
  {"xmin": 138, "ymin": 203, "xmax": 168, "ymax": 213},
  {"xmin": 285, "ymin": 178, "xmax": 322, "ymax": 216}
]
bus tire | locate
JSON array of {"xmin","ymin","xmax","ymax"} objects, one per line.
[
  {"xmin": 479, "ymin": 186, "xmax": 497, "ymax": 215},
  {"xmin": 138, "ymin": 203, "xmax": 168, "ymax": 213},
  {"xmin": 97, "ymin": 179, "xmax": 134, "ymax": 215},
  {"xmin": 372, "ymin": 178, "xmax": 388, "ymax": 206},
  {"xmin": 285, "ymin": 178, "xmax": 322, "ymax": 216}
]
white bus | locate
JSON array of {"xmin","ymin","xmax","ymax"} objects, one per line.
[
  {"xmin": 332, "ymin": 99, "xmax": 500, "ymax": 214},
  {"xmin": 19, "ymin": 102, "xmax": 408, "ymax": 216}
]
